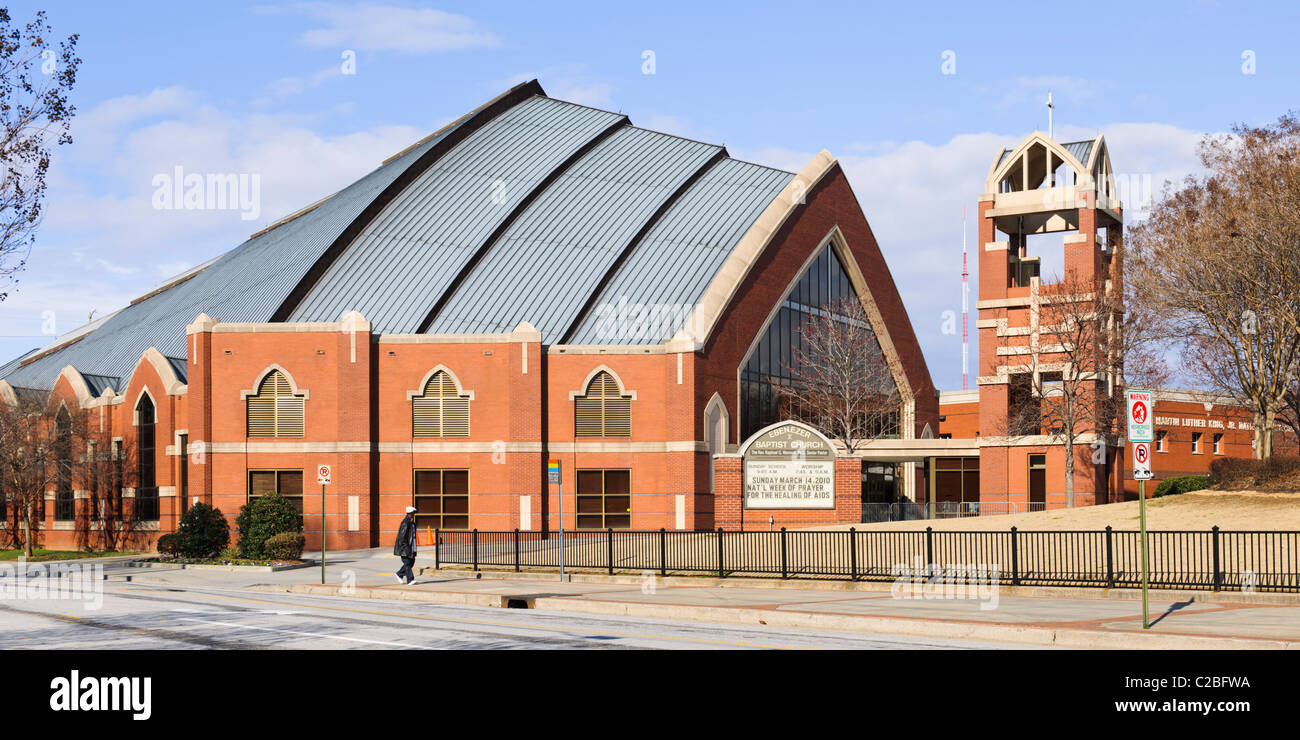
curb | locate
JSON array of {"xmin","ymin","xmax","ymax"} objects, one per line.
[
  {"xmin": 413, "ymin": 566, "xmax": 1300, "ymax": 606},
  {"xmin": 256, "ymin": 582, "xmax": 1300, "ymax": 650}
]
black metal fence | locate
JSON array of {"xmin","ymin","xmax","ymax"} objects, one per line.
[{"xmin": 430, "ymin": 527, "xmax": 1300, "ymax": 593}]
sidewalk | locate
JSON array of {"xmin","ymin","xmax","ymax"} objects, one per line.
[{"xmin": 258, "ymin": 565, "xmax": 1300, "ymax": 650}]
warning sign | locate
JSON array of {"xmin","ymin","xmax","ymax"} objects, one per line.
[{"xmin": 1127, "ymin": 390, "xmax": 1153, "ymax": 443}]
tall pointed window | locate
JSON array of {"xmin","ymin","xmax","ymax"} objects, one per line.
[
  {"xmin": 247, "ymin": 370, "xmax": 304, "ymax": 438},
  {"xmin": 54, "ymin": 407, "xmax": 74, "ymax": 521},
  {"xmin": 412, "ymin": 371, "xmax": 470, "ymax": 438},
  {"xmin": 574, "ymin": 371, "xmax": 631, "ymax": 438},
  {"xmin": 739, "ymin": 243, "xmax": 899, "ymax": 440},
  {"xmin": 136, "ymin": 394, "xmax": 159, "ymax": 522}
]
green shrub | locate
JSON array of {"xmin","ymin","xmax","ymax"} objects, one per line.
[
  {"xmin": 235, "ymin": 493, "xmax": 303, "ymax": 559},
  {"xmin": 174, "ymin": 502, "xmax": 230, "ymax": 558},
  {"xmin": 1153, "ymin": 475, "xmax": 1210, "ymax": 498},
  {"xmin": 264, "ymin": 532, "xmax": 306, "ymax": 561},
  {"xmin": 217, "ymin": 547, "xmax": 241, "ymax": 562},
  {"xmin": 155, "ymin": 533, "xmax": 180, "ymax": 557}
]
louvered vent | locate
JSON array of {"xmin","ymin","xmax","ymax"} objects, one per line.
[
  {"xmin": 247, "ymin": 370, "xmax": 305, "ymax": 438},
  {"xmin": 413, "ymin": 371, "xmax": 470, "ymax": 437},
  {"xmin": 574, "ymin": 371, "xmax": 631, "ymax": 438}
]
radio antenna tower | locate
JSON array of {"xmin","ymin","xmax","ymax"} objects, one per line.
[{"xmin": 961, "ymin": 205, "xmax": 969, "ymax": 390}]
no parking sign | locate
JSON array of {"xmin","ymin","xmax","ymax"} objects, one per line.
[
  {"xmin": 317, "ymin": 464, "xmax": 332, "ymax": 485},
  {"xmin": 1132, "ymin": 442, "xmax": 1152, "ymax": 480}
]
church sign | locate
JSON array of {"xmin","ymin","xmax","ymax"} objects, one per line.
[{"xmin": 742, "ymin": 421, "xmax": 837, "ymax": 509}]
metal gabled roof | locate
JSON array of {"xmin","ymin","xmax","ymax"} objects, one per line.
[
  {"xmin": 426, "ymin": 126, "xmax": 722, "ymax": 341},
  {"xmin": 0, "ymin": 98, "xmax": 479, "ymax": 391},
  {"xmin": 1062, "ymin": 139, "xmax": 1096, "ymax": 168},
  {"xmin": 0, "ymin": 348, "xmax": 38, "ymax": 379},
  {"xmin": 287, "ymin": 96, "xmax": 624, "ymax": 333},
  {"xmin": 567, "ymin": 158, "xmax": 792, "ymax": 344}
]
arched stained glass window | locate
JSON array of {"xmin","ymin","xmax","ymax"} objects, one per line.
[{"xmin": 739, "ymin": 244, "xmax": 899, "ymax": 440}]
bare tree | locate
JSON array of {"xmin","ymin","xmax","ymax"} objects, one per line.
[
  {"xmin": 0, "ymin": 394, "xmax": 67, "ymax": 556},
  {"xmin": 1129, "ymin": 113, "xmax": 1300, "ymax": 459},
  {"xmin": 775, "ymin": 296, "xmax": 901, "ymax": 451},
  {"xmin": 0, "ymin": 9, "xmax": 81, "ymax": 300},
  {"xmin": 1000, "ymin": 270, "xmax": 1171, "ymax": 506},
  {"xmin": 1280, "ymin": 372, "xmax": 1300, "ymax": 449},
  {"xmin": 0, "ymin": 394, "xmax": 135, "ymax": 556}
]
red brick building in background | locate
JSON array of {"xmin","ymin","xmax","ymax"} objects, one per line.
[{"xmin": 0, "ymin": 80, "xmax": 938, "ymax": 547}]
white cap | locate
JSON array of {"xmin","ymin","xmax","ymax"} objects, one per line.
[{"xmin": 405, "ymin": 506, "xmax": 417, "ymax": 513}]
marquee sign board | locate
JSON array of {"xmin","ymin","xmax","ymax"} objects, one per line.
[
  {"xmin": 1127, "ymin": 390, "xmax": 1153, "ymax": 443},
  {"xmin": 1132, "ymin": 442, "xmax": 1153, "ymax": 481},
  {"xmin": 742, "ymin": 422, "xmax": 836, "ymax": 510}
]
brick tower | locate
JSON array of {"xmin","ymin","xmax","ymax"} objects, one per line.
[{"xmin": 975, "ymin": 132, "xmax": 1125, "ymax": 508}]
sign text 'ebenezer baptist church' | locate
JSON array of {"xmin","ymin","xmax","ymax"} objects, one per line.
[{"xmin": 742, "ymin": 421, "xmax": 837, "ymax": 509}]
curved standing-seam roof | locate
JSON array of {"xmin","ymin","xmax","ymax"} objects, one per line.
[
  {"xmin": 1, "ymin": 81, "xmax": 807, "ymax": 391},
  {"xmin": 426, "ymin": 126, "xmax": 722, "ymax": 340},
  {"xmin": 0, "ymin": 97, "xmax": 480, "ymax": 391},
  {"xmin": 568, "ymin": 158, "xmax": 792, "ymax": 344},
  {"xmin": 288, "ymin": 96, "xmax": 623, "ymax": 333}
]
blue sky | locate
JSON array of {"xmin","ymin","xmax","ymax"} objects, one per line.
[{"xmin": 1, "ymin": 0, "xmax": 1298, "ymax": 390}]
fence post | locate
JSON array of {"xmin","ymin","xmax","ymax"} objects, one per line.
[
  {"xmin": 1010, "ymin": 526, "xmax": 1020, "ymax": 587},
  {"xmin": 1105, "ymin": 526, "xmax": 1114, "ymax": 588},
  {"xmin": 513, "ymin": 528, "xmax": 520, "ymax": 573},
  {"xmin": 849, "ymin": 528, "xmax": 857, "ymax": 581},
  {"xmin": 659, "ymin": 528, "xmax": 667, "ymax": 578},
  {"xmin": 434, "ymin": 528, "xmax": 440, "ymax": 570},
  {"xmin": 1212, "ymin": 525, "xmax": 1222, "ymax": 592},
  {"xmin": 925, "ymin": 526, "xmax": 934, "ymax": 570},
  {"xmin": 717, "ymin": 527, "xmax": 725, "ymax": 578},
  {"xmin": 780, "ymin": 527, "xmax": 788, "ymax": 579},
  {"xmin": 607, "ymin": 528, "xmax": 614, "ymax": 576},
  {"xmin": 472, "ymin": 529, "xmax": 479, "ymax": 572}
]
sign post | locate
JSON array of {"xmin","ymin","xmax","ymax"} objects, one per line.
[
  {"xmin": 548, "ymin": 459, "xmax": 563, "ymax": 579},
  {"xmin": 317, "ymin": 464, "xmax": 332, "ymax": 585},
  {"xmin": 1126, "ymin": 390, "xmax": 1153, "ymax": 629}
]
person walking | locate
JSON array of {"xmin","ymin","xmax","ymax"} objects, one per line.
[{"xmin": 395, "ymin": 506, "xmax": 418, "ymax": 585}]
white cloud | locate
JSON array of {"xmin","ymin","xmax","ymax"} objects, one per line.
[
  {"xmin": 0, "ymin": 87, "xmax": 435, "ymax": 358},
  {"xmin": 274, "ymin": 3, "xmax": 499, "ymax": 54}
]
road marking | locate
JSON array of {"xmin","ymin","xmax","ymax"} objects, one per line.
[
  {"xmin": 175, "ymin": 617, "xmax": 420, "ymax": 648},
  {"xmin": 114, "ymin": 584, "xmax": 812, "ymax": 650},
  {"xmin": 171, "ymin": 607, "xmax": 300, "ymax": 616}
]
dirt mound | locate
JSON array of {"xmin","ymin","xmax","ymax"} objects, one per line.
[{"xmin": 840, "ymin": 489, "xmax": 1300, "ymax": 532}]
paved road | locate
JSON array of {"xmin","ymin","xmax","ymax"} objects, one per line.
[{"xmin": 0, "ymin": 580, "xmax": 1027, "ymax": 650}]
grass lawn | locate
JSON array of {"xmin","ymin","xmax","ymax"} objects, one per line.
[{"xmin": 0, "ymin": 549, "xmax": 139, "ymax": 562}]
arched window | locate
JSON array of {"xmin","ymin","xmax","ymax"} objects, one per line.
[
  {"xmin": 574, "ymin": 371, "xmax": 631, "ymax": 438},
  {"xmin": 136, "ymin": 394, "xmax": 159, "ymax": 522},
  {"xmin": 54, "ymin": 407, "xmax": 74, "ymax": 521},
  {"xmin": 412, "ymin": 371, "xmax": 470, "ymax": 438},
  {"xmin": 246, "ymin": 370, "xmax": 304, "ymax": 438},
  {"xmin": 704, "ymin": 396, "xmax": 728, "ymax": 493},
  {"xmin": 739, "ymin": 243, "xmax": 899, "ymax": 440}
]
